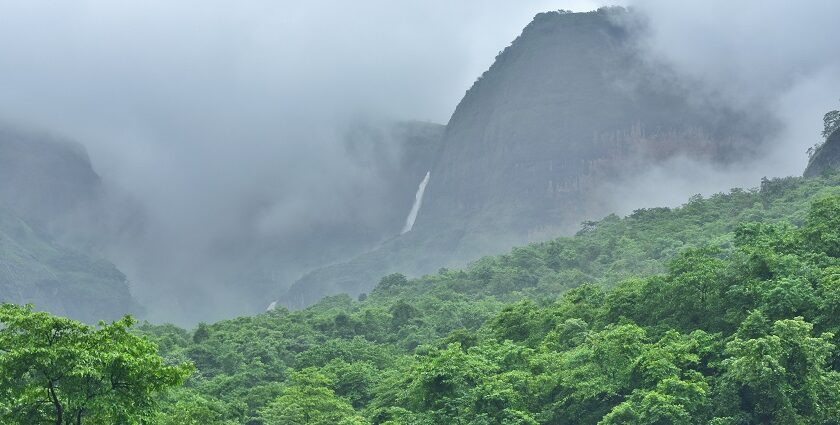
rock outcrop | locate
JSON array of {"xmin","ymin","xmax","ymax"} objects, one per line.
[{"xmin": 804, "ymin": 130, "xmax": 840, "ymax": 178}]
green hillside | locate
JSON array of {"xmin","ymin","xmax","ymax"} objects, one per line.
[
  {"xmin": 98, "ymin": 170, "xmax": 840, "ymax": 424},
  {"xmin": 4, "ymin": 170, "xmax": 840, "ymax": 423},
  {"xmin": 0, "ymin": 208, "xmax": 138, "ymax": 323}
]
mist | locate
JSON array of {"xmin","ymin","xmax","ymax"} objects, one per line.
[
  {"xmin": 1, "ymin": 1, "xmax": 838, "ymax": 324},
  {"xmin": 600, "ymin": 0, "xmax": 840, "ymax": 214},
  {"xmin": 0, "ymin": 1, "xmax": 604, "ymax": 323}
]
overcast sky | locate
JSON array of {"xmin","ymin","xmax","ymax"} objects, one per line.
[
  {"xmin": 0, "ymin": 1, "xmax": 603, "ymax": 132},
  {"xmin": 619, "ymin": 0, "xmax": 840, "ymax": 204},
  {"xmin": 0, "ymin": 1, "xmax": 607, "ymax": 320},
  {"xmin": 0, "ymin": 0, "xmax": 604, "ymax": 241}
]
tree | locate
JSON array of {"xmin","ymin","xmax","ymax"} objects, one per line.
[
  {"xmin": 0, "ymin": 304, "xmax": 193, "ymax": 425},
  {"xmin": 404, "ymin": 343, "xmax": 497, "ymax": 421},
  {"xmin": 390, "ymin": 300, "xmax": 420, "ymax": 330},
  {"xmin": 802, "ymin": 196, "xmax": 840, "ymax": 257},
  {"xmin": 718, "ymin": 317, "xmax": 840, "ymax": 424},
  {"xmin": 823, "ymin": 107, "xmax": 839, "ymax": 139},
  {"xmin": 193, "ymin": 322, "xmax": 211, "ymax": 343},
  {"xmin": 258, "ymin": 369, "xmax": 368, "ymax": 425},
  {"xmin": 375, "ymin": 273, "xmax": 409, "ymax": 292},
  {"xmin": 153, "ymin": 389, "xmax": 239, "ymax": 425},
  {"xmin": 600, "ymin": 389, "xmax": 693, "ymax": 425}
]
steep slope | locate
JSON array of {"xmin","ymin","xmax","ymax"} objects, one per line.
[
  {"xmin": 804, "ymin": 130, "xmax": 840, "ymax": 177},
  {"xmin": 415, "ymin": 7, "xmax": 758, "ymax": 254},
  {"xmin": 141, "ymin": 170, "xmax": 840, "ymax": 423},
  {"xmin": 0, "ymin": 126, "xmax": 101, "ymax": 227},
  {"xmin": 252, "ymin": 120, "xmax": 444, "ymax": 284},
  {"xmin": 281, "ymin": 8, "xmax": 766, "ymax": 308},
  {"xmin": 336, "ymin": 120, "xmax": 445, "ymax": 239},
  {"xmin": 0, "ymin": 208, "xmax": 138, "ymax": 322}
]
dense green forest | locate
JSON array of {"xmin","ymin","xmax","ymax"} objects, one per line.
[{"xmin": 4, "ymin": 170, "xmax": 840, "ymax": 424}]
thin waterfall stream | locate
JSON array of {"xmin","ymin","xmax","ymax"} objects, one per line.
[{"xmin": 401, "ymin": 171, "xmax": 430, "ymax": 234}]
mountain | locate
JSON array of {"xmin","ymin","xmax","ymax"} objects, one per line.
[
  {"xmin": 281, "ymin": 7, "xmax": 768, "ymax": 308},
  {"xmin": 0, "ymin": 126, "xmax": 140, "ymax": 322},
  {"xmin": 129, "ymin": 119, "xmax": 446, "ymax": 323},
  {"xmin": 0, "ymin": 126, "xmax": 101, "ymax": 227},
  {"xmin": 0, "ymin": 114, "xmax": 444, "ymax": 324}
]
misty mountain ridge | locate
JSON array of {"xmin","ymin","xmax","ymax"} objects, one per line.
[
  {"xmin": 280, "ymin": 7, "xmax": 774, "ymax": 308},
  {"xmin": 178, "ymin": 120, "xmax": 444, "ymax": 318},
  {"xmin": 5, "ymin": 3, "xmax": 840, "ymax": 424},
  {"xmin": 0, "ymin": 119, "xmax": 442, "ymax": 323},
  {"xmin": 0, "ymin": 6, "xmax": 830, "ymax": 324},
  {"xmin": 0, "ymin": 127, "xmax": 138, "ymax": 321}
]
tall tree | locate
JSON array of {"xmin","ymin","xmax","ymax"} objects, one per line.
[{"xmin": 0, "ymin": 304, "xmax": 193, "ymax": 425}]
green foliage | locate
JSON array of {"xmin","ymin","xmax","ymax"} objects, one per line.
[
  {"xmin": 258, "ymin": 369, "xmax": 368, "ymax": 425},
  {"xmin": 717, "ymin": 318, "xmax": 838, "ymax": 424},
  {"xmin": 136, "ymin": 173, "xmax": 840, "ymax": 424},
  {"xmin": 0, "ymin": 304, "xmax": 193, "ymax": 424},
  {"xmin": 803, "ymin": 196, "xmax": 840, "ymax": 257},
  {"xmin": 823, "ymin": 108, "xmax": 839, "ymax": 139},
  {"xmin": 10, "ymin": 171, "xmax": 840, "ymax": 424},
  {"xmin": 153, "ymin": 389, "xmax": 239, "ymax": 425}
]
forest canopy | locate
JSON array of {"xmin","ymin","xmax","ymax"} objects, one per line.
[{"xmin": 4, "ymin": 172, "xmax": 840, "ymax": 424}]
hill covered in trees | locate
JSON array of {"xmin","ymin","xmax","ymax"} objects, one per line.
[
  {"xmin": 1, "ymin": 7, "xmax": 839, "ymax": 423},
  {"xmin": 2, "ymin": 169, "xmax": 833, "ymax": 424}
]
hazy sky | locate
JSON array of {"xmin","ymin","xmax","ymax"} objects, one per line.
[
  {"xmin": 0, "ymin": 1, "xmax": 606, "ymax": 321},
  {"xmin": 605, "ymin": 0, "xmax": 840, "ymax": 214},
  {"xmin": 632, "ymin": 0, "xmax": 840, "ymax": 172},
  {"xmin": 0, "ymin": 0, "xmax": 604, "ymax": 243}
]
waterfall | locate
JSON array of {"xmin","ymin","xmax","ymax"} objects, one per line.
[{"xmin": 401, "ymin": 171, "xmax": 430, "ymax": 234}]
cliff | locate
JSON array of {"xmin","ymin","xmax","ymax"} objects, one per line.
[
  {"xmin": 281, "ymin": 8, "xmax": 768, "ymax": 308},
  {"xmin": 804, "ymin": 130, "xmax": 840, "ymax": 178}
]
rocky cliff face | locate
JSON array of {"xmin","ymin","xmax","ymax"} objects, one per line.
[
  {"xmin": 281, "ymin": 8, "xmax": 766, "ymax": 308},
  {"xmin": 415, "ymin": 8, "xmax": 758, "ymax": 254},
  {"xmin": 0, "ymin": 126, "xmax": 102, "ymax": 226},
  {"xmin": 804, "ymin": 130, "xmax": 840, "ymax": 178},
  {"xmin": 342, "ymin": 120, "xmax": 445, "ymax": 237}
]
